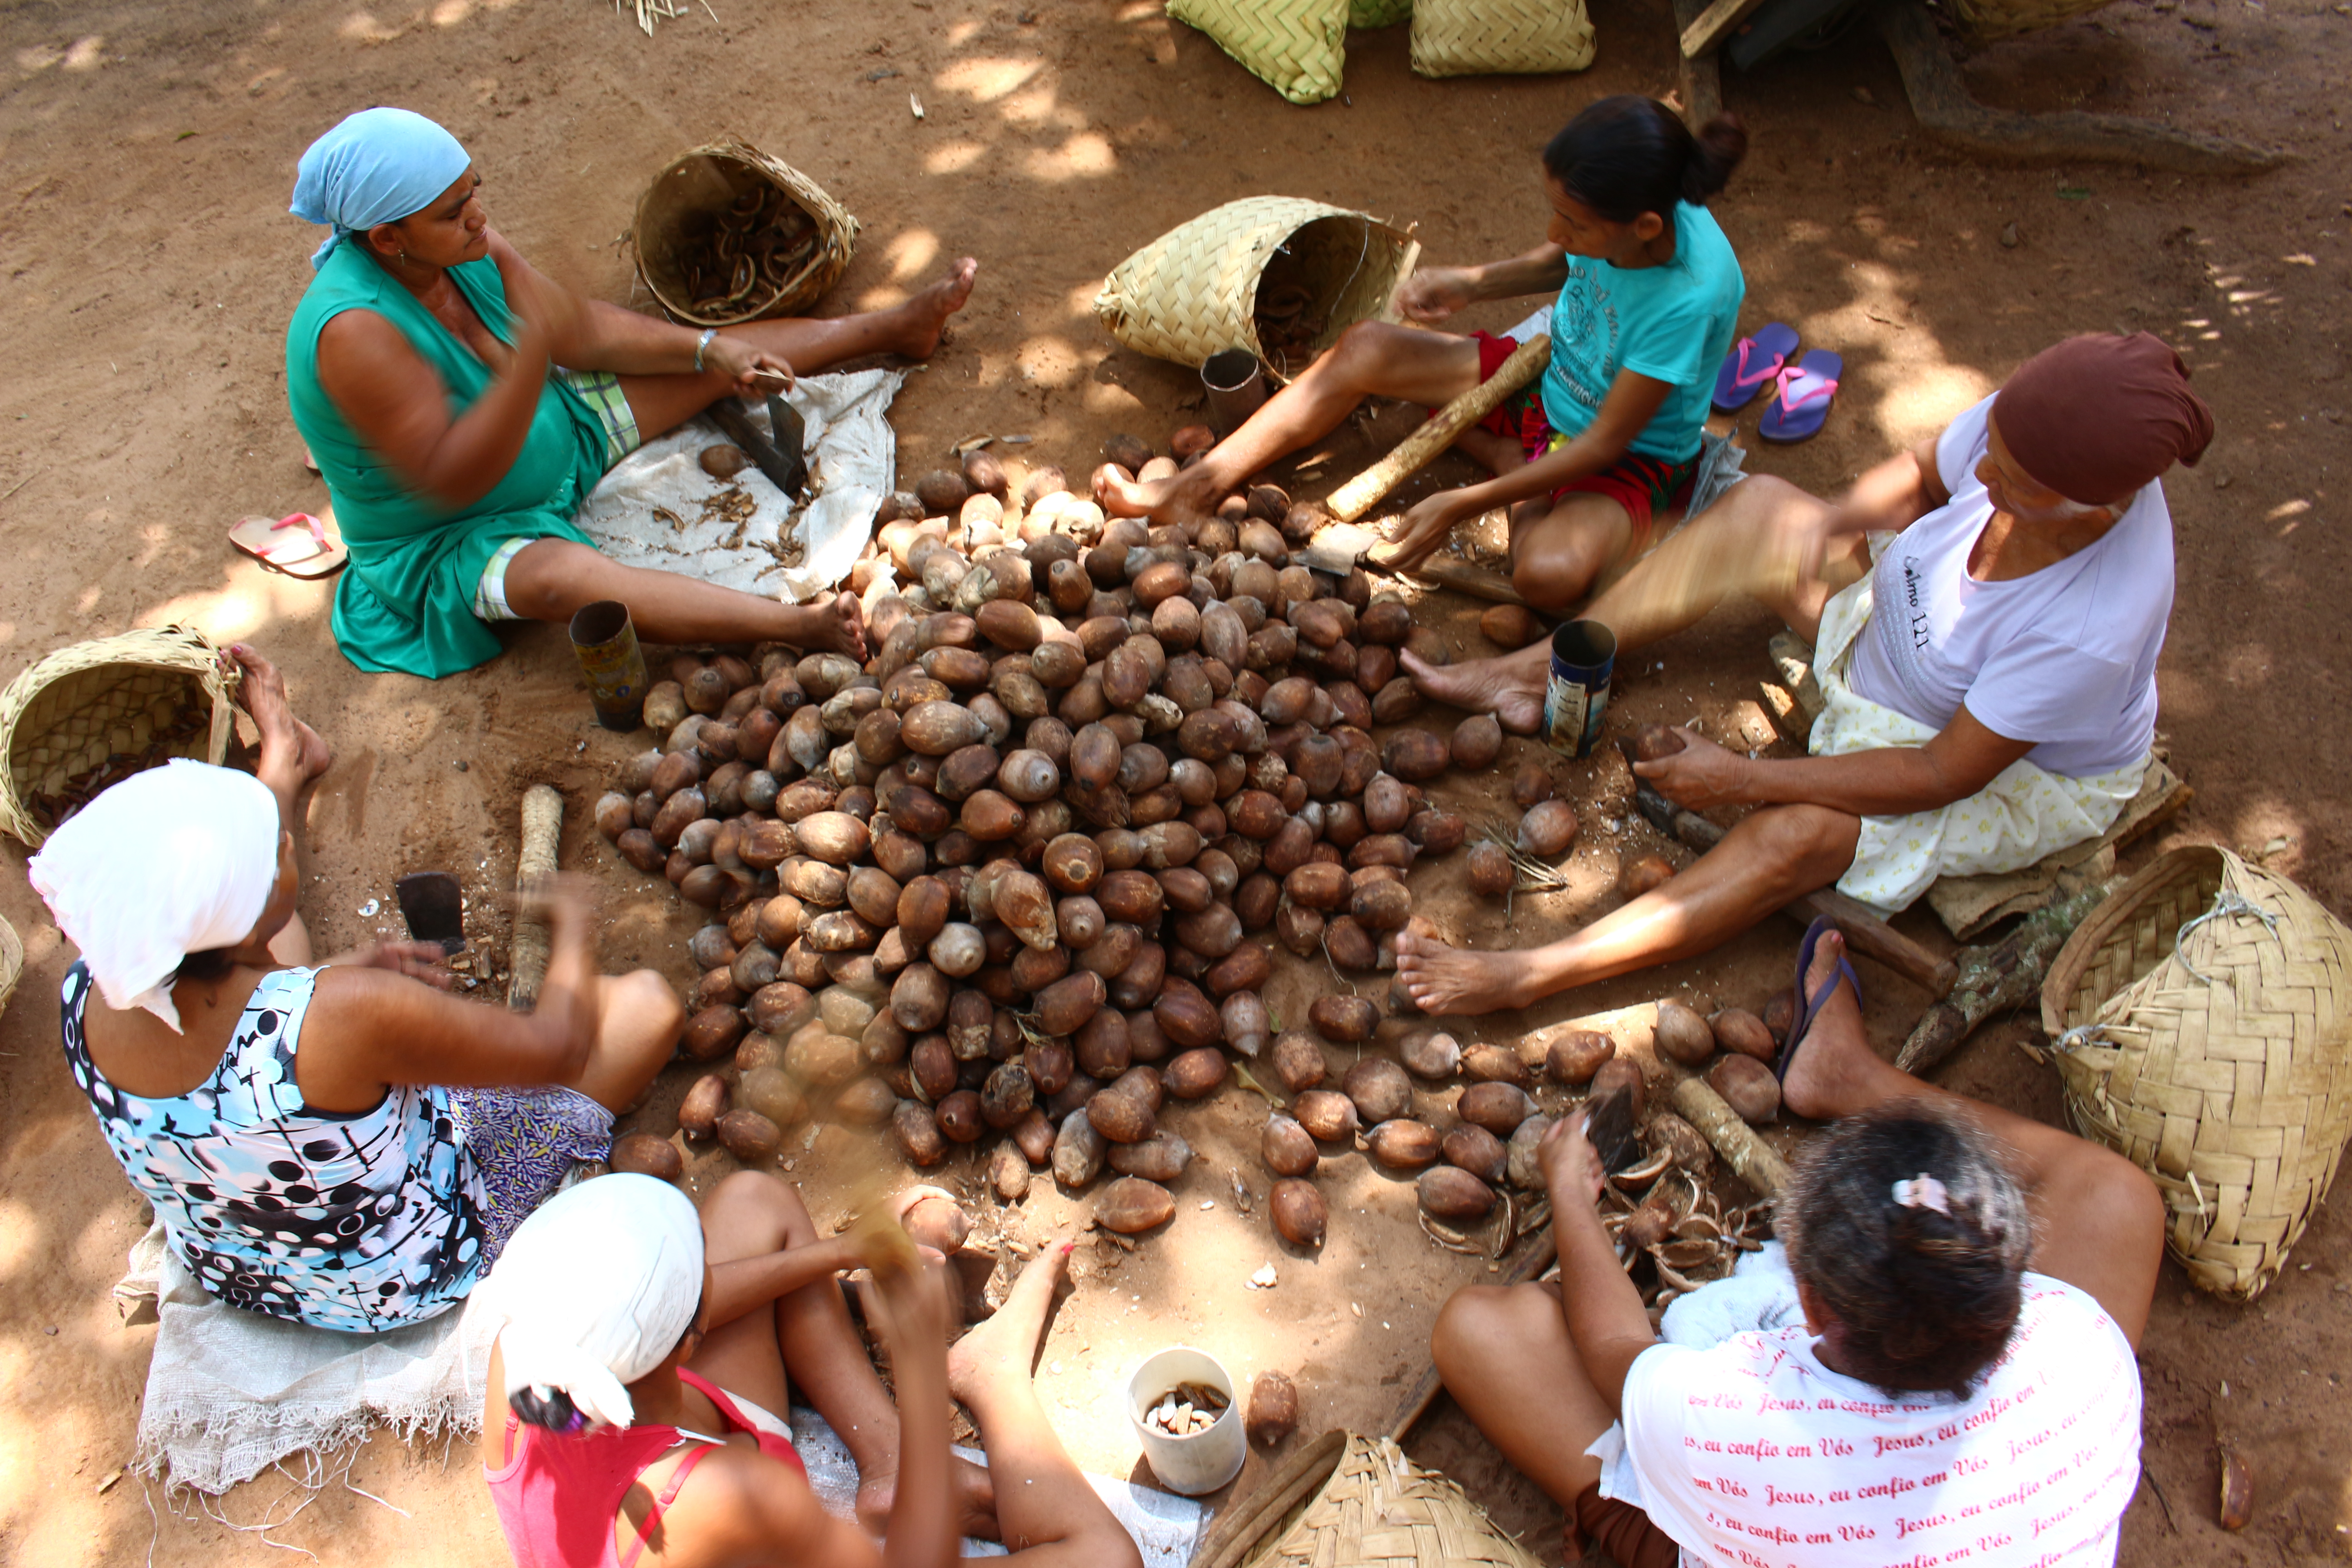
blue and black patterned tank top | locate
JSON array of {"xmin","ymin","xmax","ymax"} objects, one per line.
[{"xmin": 61, "ymin": 960, "xmax": 491, "ymax": 1333}]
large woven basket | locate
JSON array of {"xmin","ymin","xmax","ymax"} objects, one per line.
[
  {"xmin": 1093, "ymin": 197, "xmax": 1418, "ymax": 378},
  {"xmin": 1410, "ymin": 0, "xmax": 1597, "ymax": 77},
  {"xmin": 1191, "ymin": 1431, "xmax": 1543, "ymax": 1568},
  {"xmin": 633, "ymin": 140, "xmax": 858, "ymax": 328},
  {"xmin": 0, "ymin": 914, "xmax": 21, "ymax": 1022},
  {"xmin": 1168, "ymin": 0, "xmax": 1352, "ymax": 105},
  {"xmin": 1944, "ymin": 0, "xmax": 2117, "ymax": 42},
  {"xmin": 2040, "ymin": 845, "xmax": 2352, "ymax": 1302},
  {"xmin": 0, "ymin": 627, "xmax": 240, "ymax": 849}
]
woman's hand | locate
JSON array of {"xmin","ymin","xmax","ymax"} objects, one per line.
[
  {"xmin": 1392, "ymin": 266, "xmax": 1481, "ymax": 324},
  {"xmin": 489, "ymin": 235, "xmax": 582, "ymax": 360},
  {"xmin": 1377, "ymin": 490, "xmax": 1472, "ymax": 570},
  {"xmin": 867, "ymin": 1251, "xmax": 957, "ymax": 1358},
  {"xmin": 323, "ymin": 940, "xmax": 456, "ymax": 988},
  {"xmin": 701, "ymin": 333, "xmax": 796, "ymax": 397},
  {"xmin": 1632, "ymin": 728, "xmax": 1753, "ymax": 811},
  {"xmin": 1539, "ymin": 1111, "xmax": 1608, "ymax": 1209},
  {"xmin": 510, "ymin": 872, "xmax": 599, "ymax": 936}
]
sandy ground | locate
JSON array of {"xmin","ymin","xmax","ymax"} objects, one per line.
[{"xmin": 1, "ymin": 0, "xmax": 2348, "ymax": 1563}]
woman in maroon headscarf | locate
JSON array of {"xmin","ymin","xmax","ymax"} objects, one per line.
[{"xmin": 1394, "ymin": 333, "xmax": 2215, "ymax": 1015}]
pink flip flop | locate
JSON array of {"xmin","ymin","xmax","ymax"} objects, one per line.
[{"xmin": 229, "ymin": 512, "xmax": 348, "ymax": 578}]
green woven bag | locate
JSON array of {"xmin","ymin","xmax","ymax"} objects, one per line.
[
  {"xmin": 1352, "ymin": 0, "xmax": 1414, "ymax": 26},
  {"xmin": 1410, "ymin": 0, "xmax": 1597, "ymax": 76},
  {"xmin": 1167, "ymin": 0, "xmax": 1352, "ymax": 105}
]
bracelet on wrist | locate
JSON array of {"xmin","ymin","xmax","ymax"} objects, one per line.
[{"xmin": 693, "ymin": 328, "xmax": 717, "ymax": 373}]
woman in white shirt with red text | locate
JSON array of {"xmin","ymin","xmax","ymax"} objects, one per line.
[{"xmin": 1434, "ymin": 922, "xmax": 2164, "ymax": 1568}]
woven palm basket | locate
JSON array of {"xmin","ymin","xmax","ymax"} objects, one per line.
[
  {"xmin": 1168, "ymin": 0, "xmax": 1352, "ymax": 105},
  {"xmin": 1191, "ymin": 1431, "xmax": 1544, "ymax": 1568},
  {"xmin": 0, "ymin": 626, "xmax": 240, "ymax": 849},
  {"xmin": 1352, "ymin": 0, "xmax": 1415, "ymax": 27},
  {"xmin": 633, "ymin": 140, "xmax": 858, "ymax": 328},
  {"xmin": 1410, "ymin": 0, "xmax": 1597, "ymax": 77},
  {"xmin": 1093, "ymin": 197, "xmax": 1418, "ymax": 378},
  {"xmin": 2040, "ymin": 845, "xmax": 2352, "ymax": 1302},
  {"xmin": 1943, "ymin": 0, "xmax": 2116, "ymax": 43},
  {"xmin": 0, "ymin": 915, "xmax": 21, "ymax": 1022}
]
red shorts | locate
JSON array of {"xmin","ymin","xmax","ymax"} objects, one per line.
[{"xmin": 1468, "ymin": 331, "xmax": 1700, "ymax": 554}]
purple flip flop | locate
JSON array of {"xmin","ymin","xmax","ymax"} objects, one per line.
[
  {"xmin": 1776, "ymin": 915, "xmax": 1860, "ymax": 1086},
  {"xmin": 1759, "ymin": 350, "xmax": 1842, "ymax": 442},
  {"xmin": 1711, "ymin": 322, "xmax": 1798, "ymax": 413}
]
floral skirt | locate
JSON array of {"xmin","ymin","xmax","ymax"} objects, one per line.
[
  {"xmin": 1810, "ymin": 552, "xmax": 2148, "ymax": 913},
  {"xmin": 448, "ymin": 1085, "xmax": 614, "ymax": 1263}
]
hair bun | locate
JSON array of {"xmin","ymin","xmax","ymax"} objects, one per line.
[{"xmin": 1681, "ymin": 113, "xmax": 1748, "ymax": 204}]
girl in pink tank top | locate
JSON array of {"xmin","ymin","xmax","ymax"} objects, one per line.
[
  {"xmin": 485, "ymin": 1366, "xmax": 803, "ymax": 1568},
  {"xmin": 476, "ymin": 1172, "xmax": 1144, "ymax": 1568}
]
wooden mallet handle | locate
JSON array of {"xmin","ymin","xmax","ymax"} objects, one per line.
[{"xmin": 1327, "ymin": 334, "xmax": 1551, "ymax": 524}]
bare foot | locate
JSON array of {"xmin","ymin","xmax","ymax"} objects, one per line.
[
  {"xmin": 889, "ymin": 259, "xmax": 980, "ymax": 360},
  {"xmin": 1393, "ymin": 927, "xmax": 1546, "ymax": 1016},
  {"xmin": 1779, "ymin": 926, "xmax": 1873, "ymax": 1123},
  {"xmin": 1401, "ymin": 646, "xmax": 1546, "ymax": 735},
  {"xmin": 946, "ymin": 1238, "xmax": 1073, "ymax": 1406},
  {"xmin": 229, "ymin": 645, "xmax": 334, "ymax": 782},
  {"xmin": 1093, "ymin": 461, "xmax": 1224, "ymax": 529},
  {"xmin": 790, "ymin": 589, "xmax": 867, "ymax": 662}
]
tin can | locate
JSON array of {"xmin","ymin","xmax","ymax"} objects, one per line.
[
  {"xmin": 1542, "ymin": 619, "xmax": 1616, "ymax": 760},
  {"xmin": 569, "ymin": 600, "xmax": 649, "ymax": 733},
  {"xmin": 1200, "ymin": 348, "xmax": 1268, "ymax": 436}
]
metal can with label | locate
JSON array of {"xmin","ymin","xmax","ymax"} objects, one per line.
[{"xmin": 1542, "ymin": 619, "xmax": 1616, "ymax": 760}]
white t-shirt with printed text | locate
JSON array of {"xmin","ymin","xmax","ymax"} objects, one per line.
[
  {"xmin": 1617, "ymin": 1274, "xmax": 2143, "ymax": 1568},
  {"xmin": 1846, "ymin": 397, "xmax": 2172, "ymax": 778}
]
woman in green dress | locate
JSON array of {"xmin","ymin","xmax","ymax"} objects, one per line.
[{"xmin": 285, "ymin": 107, "xmax": 977, "ymax": 679}]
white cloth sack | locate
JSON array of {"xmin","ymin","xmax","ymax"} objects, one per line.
[
  {"xmin": 573, "ymin": 368, "xmax": 904, "ymax": 604},
  {"xmin": 123, "ymin": 1221, "xmax": 496, "ymax": 1495}
]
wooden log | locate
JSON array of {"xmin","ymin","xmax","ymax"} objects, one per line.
[
  {"xmin": 509, "ymin": 784, "xmax": 564, "ymax": 1011},
  {"xmin": 1326, "ymin": 335, "xmax": 1550, "ymax": 524},
  {"xmin": 1671, "ymin": 1077, "xmax": 1791, "ymax": 1197},
  {"xmin": 1680, "ymin": 0, "xmax": 1773, "ymax": 59},
  {"xmin": 1670, "ymin": 0, "xmax": 1724, "ymax": 127},
  {"xmin": 1894, "ymin": 874, "xmax": 2120, "ymax": 1077}
]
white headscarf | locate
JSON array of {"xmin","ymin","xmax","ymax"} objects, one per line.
[
  {"xmin": 28, "ymin": 760, "xmax": 283, "ymax": 1033},
  {"xmin": 481, "ymin": 1175, "xmax": 706, "ymax": 1431}
]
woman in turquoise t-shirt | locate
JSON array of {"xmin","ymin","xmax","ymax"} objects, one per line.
[{"xmin": 1099, "ymin": 96, "xmax": 1748, "ymax": 613}]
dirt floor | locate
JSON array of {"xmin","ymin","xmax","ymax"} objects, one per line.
[{"xmin": 1, "ymin": 0, "xmax": 2348, "ymax": 1563}]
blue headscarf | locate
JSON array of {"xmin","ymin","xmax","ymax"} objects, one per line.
[{"xmin": 289, "ymin": 107, "xmax": 472, "ymax": 270}]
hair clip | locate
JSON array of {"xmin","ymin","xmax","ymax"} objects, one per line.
[{"xmin": 1891, "ymin": 1174, "xmax": 1950, "ymax": 1215}]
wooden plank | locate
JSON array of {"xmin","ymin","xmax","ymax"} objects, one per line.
[
  {"xmin": 1680, "ymin": 0, "xmax": 1772, "ymax": 60},
  {"xmin": 1670, "ymin": 0, "xmax": 1723, "ymax": 124}
]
